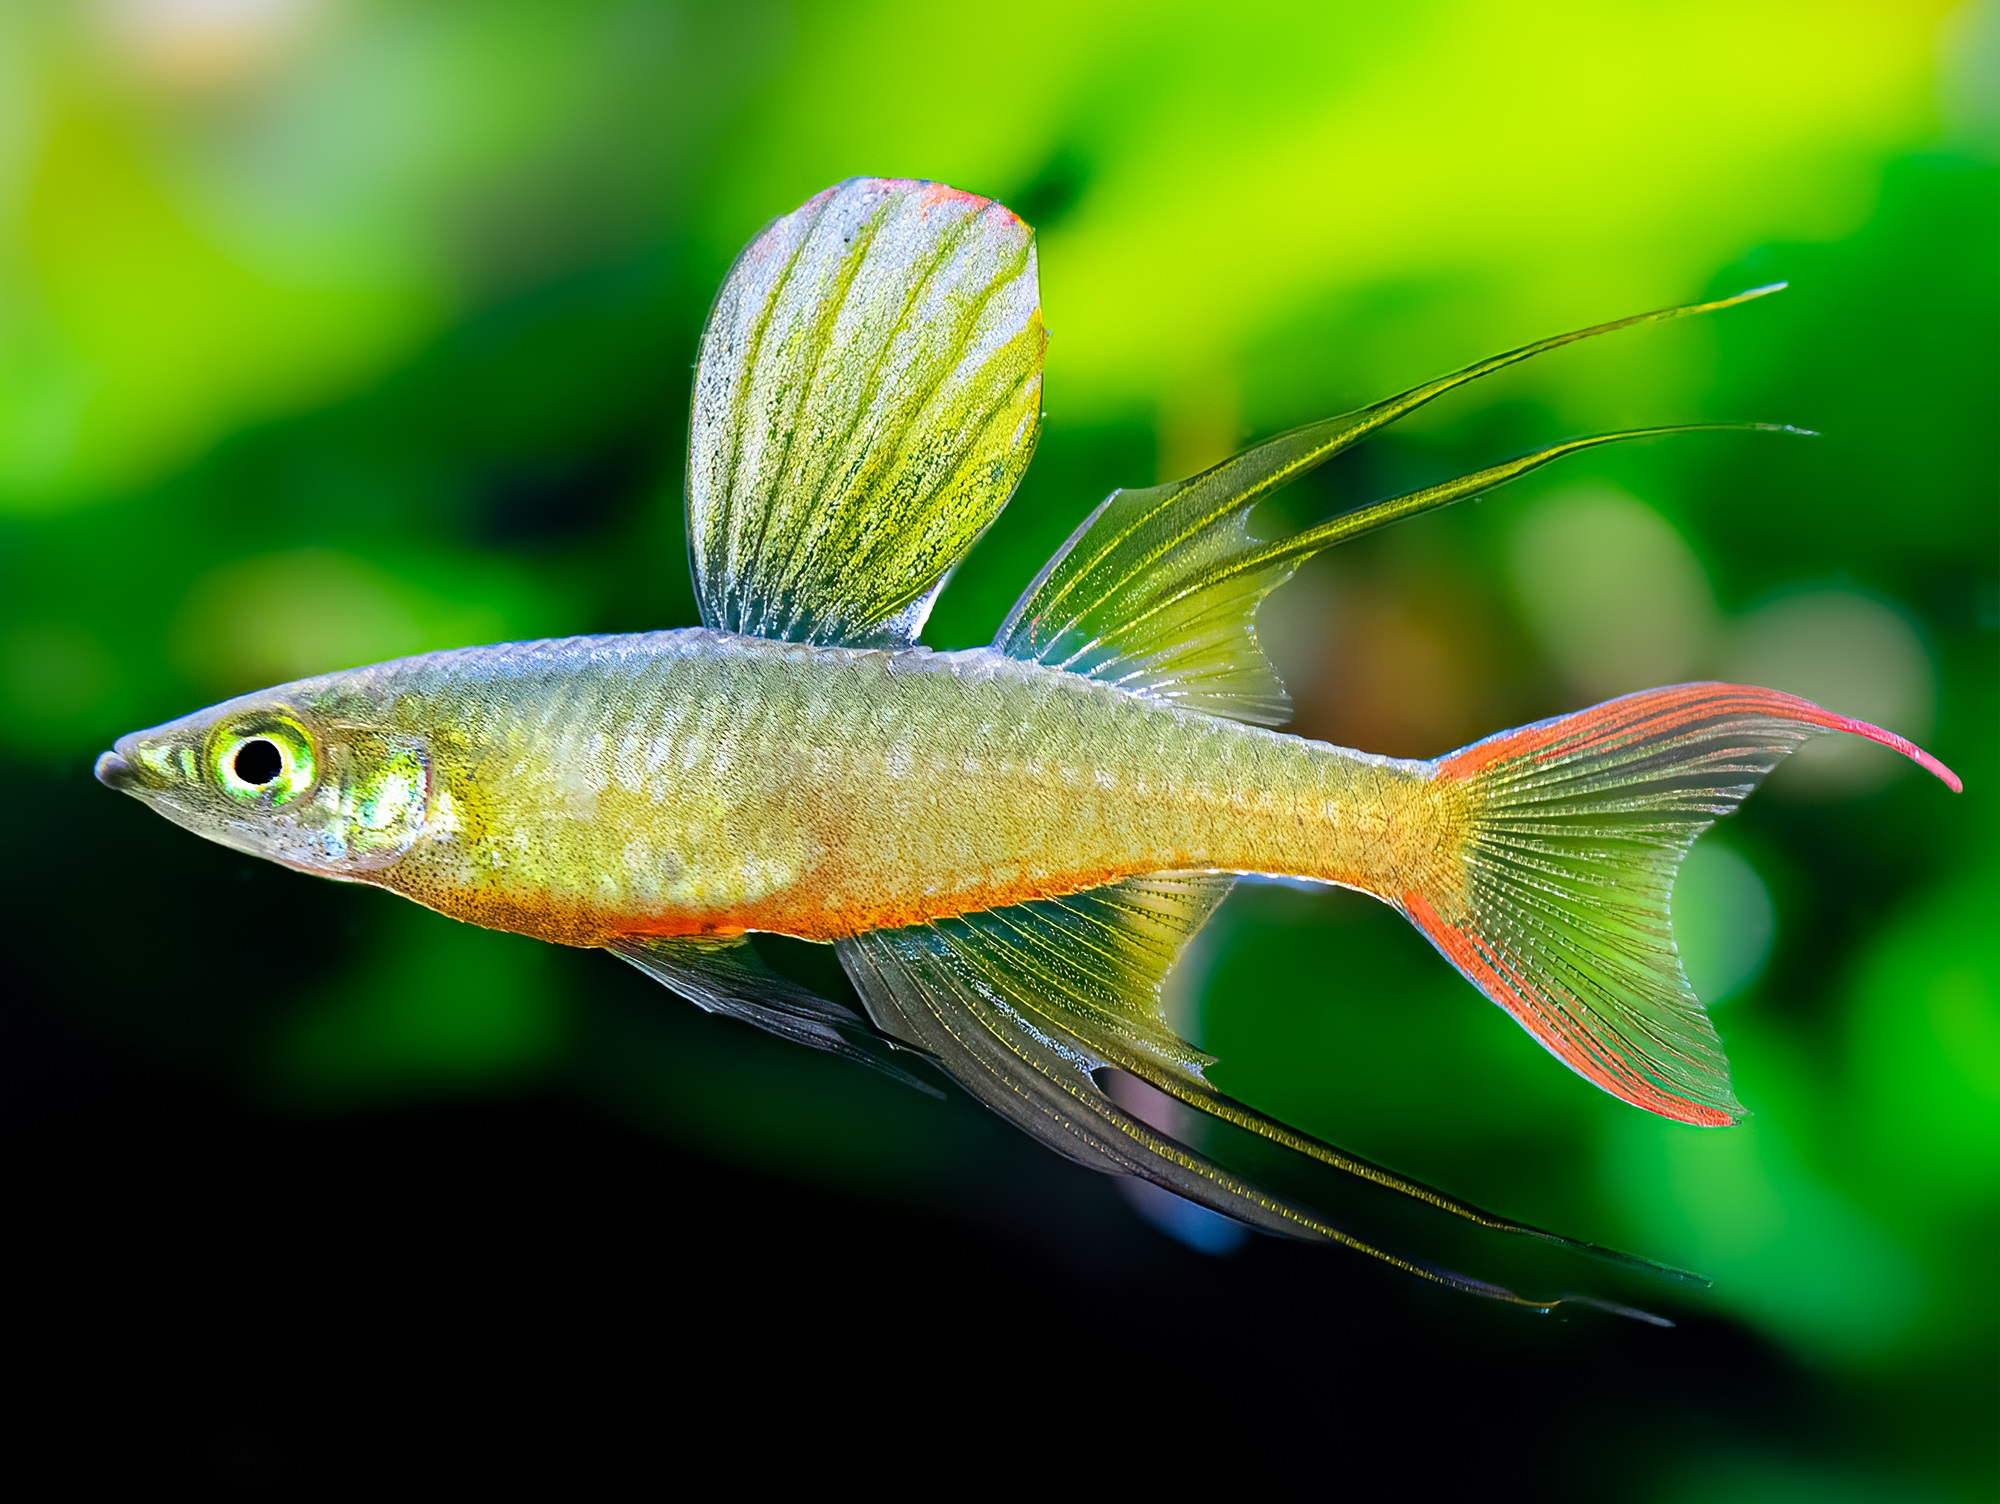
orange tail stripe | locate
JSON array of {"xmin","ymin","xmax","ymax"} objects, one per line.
[{"xmin": 1436, "ymin": 682, "xmax": 1961, "ymax": 792}]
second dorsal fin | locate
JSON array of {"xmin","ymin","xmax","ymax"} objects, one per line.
[{"xmin": 996, "ymin": 288, "xmax": 1790, "ymax": 724}]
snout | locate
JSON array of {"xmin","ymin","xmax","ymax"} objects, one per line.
[{"xmin": 95, "ymin": 749, "xmax": 145, "ymax": 792}]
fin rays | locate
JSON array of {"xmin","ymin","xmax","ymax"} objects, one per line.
[
  {"xmin": 1411, "ymin": 684, "xmax": 1958, "ymax": 1126},
  {"xmin": 689, "ymin": 177, "xmax": 1045, "ymax": 648},
  {"xmin": 834, "ymin": 876, "xmax": 1700, "ymax": 1309},
  {"xmin": 769, "ymin": 225, "xmax": 1024, "ymax": 639},
  {"xmin": 998, "ymin": 285, "xmax": 1793, "ymax": 724},
  {"xmin": 611, "ymin": 932, "xmax": 942, "ymax": 1095}
]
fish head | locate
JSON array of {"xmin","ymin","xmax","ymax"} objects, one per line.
[{"xmin": 96, "ymin": 680, "xmax": 434, "ymax": 879}]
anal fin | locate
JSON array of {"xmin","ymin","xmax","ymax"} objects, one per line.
[{"xmin": 835, "ymin": 877, "xmax": 1697, "ymax": 1311}]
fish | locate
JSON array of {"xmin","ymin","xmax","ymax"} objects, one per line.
[{"xmin": 97, "ymin": 177, "xmax": 1959, "ymax": 1312}]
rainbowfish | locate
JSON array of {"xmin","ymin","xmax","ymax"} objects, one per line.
[{"xmin": 97, "ymin": 178, "xmax": 1959, "ymax": 1310}]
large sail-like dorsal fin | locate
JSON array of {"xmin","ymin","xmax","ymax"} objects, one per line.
[
  {"xmin": 688, "ymin": 178, "xmax": 1045, "ymax": 648},
  {"xmin": 997, "ymin": 287, "xmax": 1790, "ymax": 724},
  {"xmin": 835, "ymin": 877, "xmax": 1698, "ymax": 1311}
]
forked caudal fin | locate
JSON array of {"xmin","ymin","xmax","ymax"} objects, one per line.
[{"xmin": 1405, "ymin": 684, "xmax": 1960, "ymax": 1126}]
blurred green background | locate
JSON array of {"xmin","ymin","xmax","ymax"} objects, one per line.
[{"xmin": 2, "ymin": 0, "xmax": 1994, "ymax": 1494}]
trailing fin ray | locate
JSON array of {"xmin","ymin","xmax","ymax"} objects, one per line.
[
  {"xmin": 1410, "ymin": 684, "xmax": 1960, "ymax": 1126},
  {"xmin": 1001, "ymin": 421, "xmax": 1797, "ymax": 723},
  {"xmin": 836, "ymin": 877, "xmax": 1698, "ymax": 1306},
  {"xmin": 611, "ymin": 933, "xmax": 941, "ymax": 1095},
  {"xmin": 688, "ymin": 178, "xmax": 1045, "ymax": 648},
  {"xmin": 998, "ymin": 285, "xmax": 1790, "ymax": 723}
]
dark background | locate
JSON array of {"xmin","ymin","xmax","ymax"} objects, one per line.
[{"xmin": 3, "ymin": 3, "xmax": 1994, "ymax": 1495}]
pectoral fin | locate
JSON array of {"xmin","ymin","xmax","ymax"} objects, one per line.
[
  {"xmin": 610, "ymin": 933, "xmax": 942, "ymax": 1095},
  {"xmin": 687, "ymin": 177, "xmax": 1044, "ymax": 647}
]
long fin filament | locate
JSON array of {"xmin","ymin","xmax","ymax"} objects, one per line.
[{"xmin": 1000, "ymin": 281, "xmax": 1797, "ymax": 726}]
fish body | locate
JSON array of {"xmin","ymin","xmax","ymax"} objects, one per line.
[
  {"xmin": 99, "ymin": 177, "xmax": 1958, "ymax": 1311},
  {"xmin": 111, "ymin": 629, "xmax": 1439, "ymax": 947}
]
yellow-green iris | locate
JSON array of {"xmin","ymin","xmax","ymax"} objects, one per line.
[{"xmin": 211, "ymin": 716, "xmax": 315, "ymax": 805}]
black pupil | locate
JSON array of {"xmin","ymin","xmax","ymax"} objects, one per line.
[{"xmin": 234, "ymin": 739, "xmax": 283, "ymax": 786}]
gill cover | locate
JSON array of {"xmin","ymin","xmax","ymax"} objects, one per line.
[{"xmin": 330, "ymin": 732, "xmax": 432, "ymax": 868}]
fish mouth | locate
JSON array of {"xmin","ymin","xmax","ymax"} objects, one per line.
[
  {"xmin": 95, "ymin": 749, "xmax": 141, "ymax": 792},
  {"xmin": 94, "ymin": 744, "xmax": 174, "ymax": 798}
]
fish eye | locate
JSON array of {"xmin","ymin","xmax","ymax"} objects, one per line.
[
  {"xmin": 212, "ymin": 716, "xmax": 315, "ymax": 805},
  {"xmin": 233, "ymin": 739, "xmax": 283, "ymax": 786}
]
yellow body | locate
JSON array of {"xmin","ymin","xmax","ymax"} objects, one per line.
[{"xmin": 368, "ymin": 629, "xmax": 1461, "ymax": 947}]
